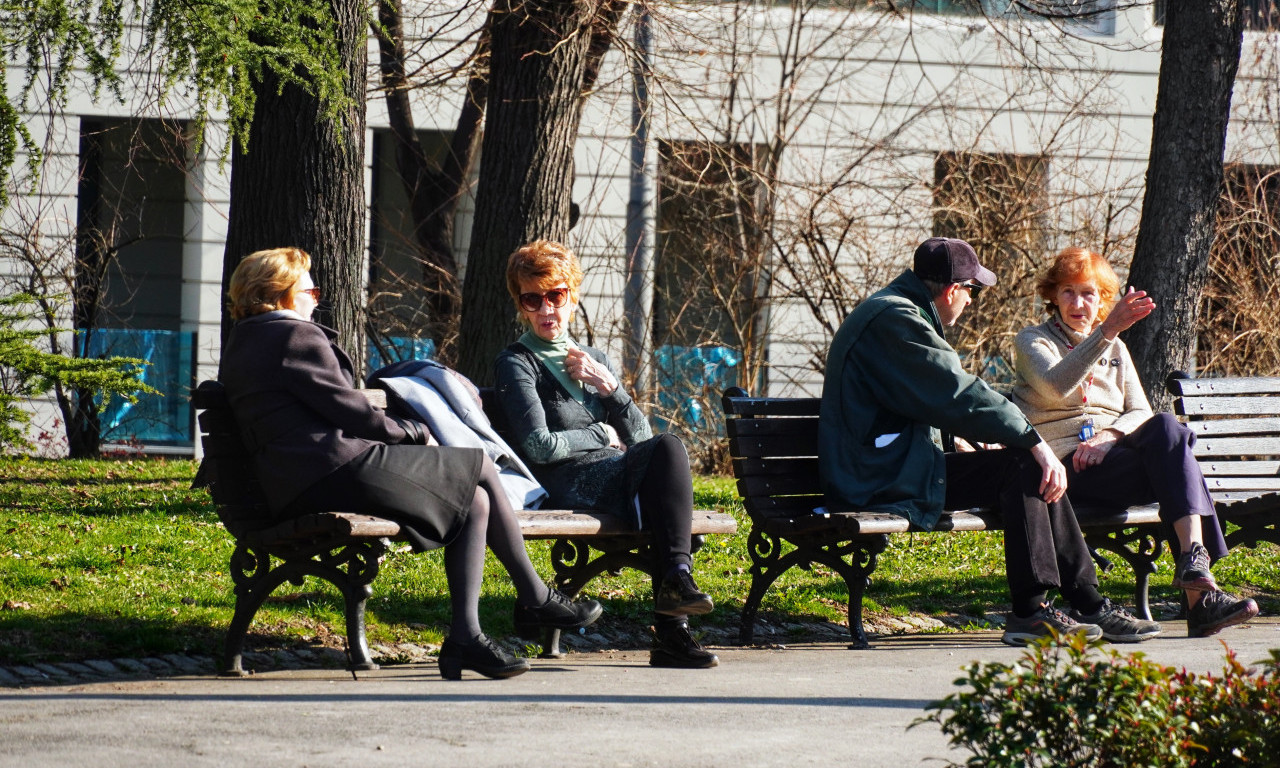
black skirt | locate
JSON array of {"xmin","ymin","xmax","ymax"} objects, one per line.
[{"xmin": 284, "ymin": 443, "xmax": 484, "ymax": 551}]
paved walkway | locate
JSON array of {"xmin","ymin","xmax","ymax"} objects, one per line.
[{"xmin": 2, "ymin": 619, "xmax": 1278, "ymax": 767}]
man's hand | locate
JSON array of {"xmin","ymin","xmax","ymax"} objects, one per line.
[{"xmin": 1030, "ymin": 441, "xmax": 1068, "ymax": 503}]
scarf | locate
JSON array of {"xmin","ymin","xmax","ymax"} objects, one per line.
[{"xmin": 517, "ymin": 329, "xmax": 585, "ymax": 403}]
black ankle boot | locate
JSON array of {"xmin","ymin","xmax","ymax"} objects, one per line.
[
  {"xmin": 650, "ymin": 623, "xmax": 718, "ymax": 669},
  {"xmin": 654, "ymin": 570, "xmax": 714, "ymax": 616},
  {"xmin": 514, "ymin": 589, "xmax": 604, "ymax": 638},
  {"xmin": 438, "ymin": 634, "xmax": 530, "ymax": 680}
]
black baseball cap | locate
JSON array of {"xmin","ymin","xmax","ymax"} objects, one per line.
[{"xmin": 912, "ymin": 237, "xmax": 996, "ymax": 286}]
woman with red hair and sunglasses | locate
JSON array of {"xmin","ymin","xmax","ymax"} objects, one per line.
[
  {"xmin": 1012, "ymin": 246, "xmax": 1258, "ymax": 639},
  {"xmin": 494, "ymin": 239, "xmax": 719, "ymax": 669}
]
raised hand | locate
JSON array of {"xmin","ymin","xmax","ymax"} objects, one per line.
[{"xmin": 1100, "ymin": 286, "xmax": 1155, "ymax": 340}]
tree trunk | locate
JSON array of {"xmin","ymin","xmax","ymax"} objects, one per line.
[
  {"xmin": 221, "ymin": 0, "xmax": 368, "ymax": 377},
  {"xmin": 454, "ymin": 0, "xmax": 601, "ymax": 385},
  {"xmin": 1125, "ymin": 0, "xmax": 1243, "ymax": 411}
]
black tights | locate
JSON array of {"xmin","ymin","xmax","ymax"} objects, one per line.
[
  {"xmin": 637, "ymin": 434, "xmax": 696, "ymax": 629},
  {"xmin": 446, "ymin": 456, "xmax": 549, "ymax": 640},
  {"xmin": 637, "ymin": 433, "xmax": 695, "ymax": 573}
]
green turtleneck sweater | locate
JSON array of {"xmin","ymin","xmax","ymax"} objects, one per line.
[{"xmin": 517, "ymin": 329, "xmax": 585, "ymax": 402}]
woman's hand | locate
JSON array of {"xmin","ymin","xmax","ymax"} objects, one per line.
[
  {"xmin": 1099, "ymin": 287, "xmax": 1155, "ymax": 340},
  {"xmin": 602, "ymin": 423, "xmax": 625, "ymax": 451},
  {"xmin": 566, "ymin": 347, "xmax": 618, "ymax": 396},
  {"xmin": 1072, "ymin": 429, "xmax": 1119, "ymax": 473}
]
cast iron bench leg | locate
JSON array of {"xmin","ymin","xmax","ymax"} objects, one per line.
[
  {"xmin": 342, "ymin": 583, "xmax": 378, "ymax": 670},
  {"xmin": 223, "ymin": 563, "xmax": 293, "ymax": 676}
]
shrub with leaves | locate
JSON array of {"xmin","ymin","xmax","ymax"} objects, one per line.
[
  {"xmin": 0, "ymin": 292, "xmax": 155, "ymax": 452},
  {"xmin": 916, "ymin": 633, "xmax": 1280, "ymax": 767}
]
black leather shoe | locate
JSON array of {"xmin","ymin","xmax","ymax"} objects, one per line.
[
  {"xmin": 514, "ymin": 589, "xmax": 604, "ymax": 638},
  {"xmin": 650, "ymin": 623, "xmax": 718, "ymax": 669},
  {"xmin": 654, "ymin": 570, "xmax": 713, "ymax": 616},
  {"xmin": 438, "ymin": 634, "xmax": 530, "ymax": 680}
]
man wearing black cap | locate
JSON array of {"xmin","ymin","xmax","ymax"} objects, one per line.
[{"xmin": 818, "ymin": 237, "xmax": 1160, "ymax": 645}]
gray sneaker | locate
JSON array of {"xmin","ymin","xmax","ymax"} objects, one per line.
[
  {"xmin": 1002, "ymin": 605, "xmax": 1103, "ymax": 646},
  {"xmin": 1070, "ymin": 598, "xmax": 1161, "ymax": 643},
  {"xmin": 1172, "ymin": 541, "xmax": 1217, "ymax": 592},
  {"xmin": 1187, "ymin": 589, "xmax": 1259, "ymax": 638}
]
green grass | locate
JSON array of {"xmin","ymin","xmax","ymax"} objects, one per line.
[{"xmin": 1, "ymin": 456, "xmax": 1277, "ymax": 665}]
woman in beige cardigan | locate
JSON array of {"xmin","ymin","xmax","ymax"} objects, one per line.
[{"xmin": 1012, "ymin": 247, "xmax": 1257, "ymax": 638}]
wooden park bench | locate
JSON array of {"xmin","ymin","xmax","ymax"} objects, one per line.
[
  {"xmin": 722, "ymin": 373, "xmax": 1280, "ymax": 648},
  {"xmin": 192, "ymin": 380, "xmax": 735, "ymax": 676}
]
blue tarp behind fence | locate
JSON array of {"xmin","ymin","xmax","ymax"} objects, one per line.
[
  {"xmin": 653, "ymin": 345, "xmax": 740, "ymax": 435},
  {"xmin": 84, "ymin": 329, "xmax": 194, "ymax": 444},
  {"xmin": 368, "ymin": 336, "xmax": 436, "ymax": 370}
]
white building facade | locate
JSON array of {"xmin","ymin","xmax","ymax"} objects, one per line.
[{"xmin": 4, "ymin": 1, "xmax": 1278, "ymax": 455}]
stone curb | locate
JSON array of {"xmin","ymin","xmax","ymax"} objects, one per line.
[{"xmin": 0, "ymin": 614, "xmax": 947, "ymax": 688}]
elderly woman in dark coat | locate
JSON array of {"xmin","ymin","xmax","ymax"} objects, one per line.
[
  {"xmin": 219, "ymin": 247, "xmax": 600, "ymax": 680},
  {"xmin": 493, "ymin": 239, "xmax": 718, "ymax": 669}
]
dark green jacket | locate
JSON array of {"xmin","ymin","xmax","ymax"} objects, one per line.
[{"xmin": 818, "ymin": 270, "xmax": 1042, "ymax": 529}]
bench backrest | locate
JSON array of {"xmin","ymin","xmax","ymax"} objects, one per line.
[
  {"xmin": 191, "ymin": 380, "xmax": 269, "ymax": 534},
  {"xmin": 721, "ymin": 386, "xmax": 822, "ymax": 521},
  {"xmin": 1169, "ymin": 374, "xmax": 1280, "ymax": 503}
]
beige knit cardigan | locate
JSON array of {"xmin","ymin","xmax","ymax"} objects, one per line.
[{"xmin": 1011, "ymin": 317, "xmax": 1153, "ymax": 460}]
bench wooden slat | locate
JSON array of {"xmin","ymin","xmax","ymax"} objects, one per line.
[
  {"xmin": 1168, "ymin": 376, "xmax": 1280, "ymax": 396},
  {"xmin": 741, "ymin": 494, "xmax": 825, "ymax": 516},
  {"xmin": 200, "ymin": 433, "xmax": 248, "ymax": 457},
  {"xmin": 725, "ymin": 416, "xmax": 820, "ymax": 439},
  {"xmin": 1192, "ymin": 436, "xmax": 1280, "ymax": 456},
  {"xmin": 1074, "ymin": 503, "xmax": 1162, "ymax": 526},
  {"xmin": 722, "ymin": 395, "xmax": 821, "ymax": 418},
  {"xmin": 515, "ymin": 509, "xmax": 736, "ymax": 539},
  {"xmin": 1205, "ymin": 477, "xmax": 1280, "ymax": 490},
  {"xmin": 731, "ymin": 457, "xmax": 819, "ymax": 477},
  {"xmin": 1186, "ymin": 416, "xmax": 1280, "ymax": 437},
  {"xmin": 727, "ymin": 433, "xmax": 819, "ymax": 458},
  {"xmin": 1213, "ymin": 490, "xmax": 1278, "ymax": 503},
  {"xmin": 197, "ymin": 408, "xmax": 237, "ymax": 433},
  {"xmin": 1218, "ymin": 492, "xmax": 1280, "ymax": 517},
  {"xmin": 1177, "ymin": 396, "xmax": 1280, "ymax": 418},
  {"xmin": 246, "ymin": 512, "xmax": 403, "ymax": 545},
  {"xmin": 775, "ymin": 509, "xmax": 1000, "ymax": 535},
  {"xmin": 1198, "ymin": 459, "xmax": 1280, "ymax": 476},
  {"xmin": 737, "ymin": 471, "xmax": 823, "ymax": 498}
]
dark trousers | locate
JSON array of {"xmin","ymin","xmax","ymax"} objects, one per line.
[
  {"xmin": 1065, "ymin": 412, "xmax": 1228, "ymax": 562},
  {"xmin": 945, "ymin": 448, "xmax": 1098, "ymax": 610}
]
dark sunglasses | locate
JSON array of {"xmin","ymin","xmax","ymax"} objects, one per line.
[
  {"xmin": 298, "ymin": 287, "xmax": 322, "ymax": 301},
  {"xmin": 518, "ymin": 288, "xmax": 571, "ymax": 313},
  {"xmin": 956, "ymin": 282, "xmax": 984, "ymax": 298}
]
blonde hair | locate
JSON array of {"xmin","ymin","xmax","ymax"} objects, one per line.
[
  {"xmin": 505, "ymin": 240, "xmax": 583, "ymax": 321},
  {"xmin": 228, "ymin": 247, "xmax": 312, "ymax": 320},
  {"xmin": 1036, "ymin": 247, "xmax": 1121, "ymax": 325}
]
